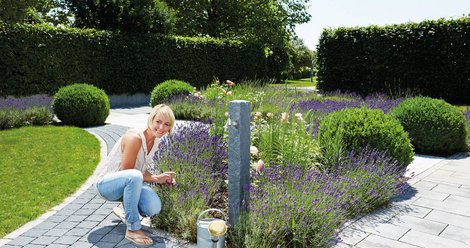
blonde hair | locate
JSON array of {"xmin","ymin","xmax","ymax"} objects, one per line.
[{"xmin": 147, "ymin": 104, "xmax": 175, "ymax": 133}]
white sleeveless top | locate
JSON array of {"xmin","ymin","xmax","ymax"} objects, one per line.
[{"xmin": 101, "ymin": 128, "xmax": 160, "ymax": 177}]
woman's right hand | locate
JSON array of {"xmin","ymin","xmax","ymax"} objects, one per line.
[{"xmin": 152, "ymin": 171, "xmax": 175, "ymax": 185}]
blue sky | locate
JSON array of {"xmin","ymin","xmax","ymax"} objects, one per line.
[{"xmin": 295, "ymin": 0, "xmax": 470, "ymax": 50}]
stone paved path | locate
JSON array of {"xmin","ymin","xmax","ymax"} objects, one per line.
[
  {"xmin": 334, "ymin": 153, "xmax": 470, "ymax": 248},
  {"xmin": 0, "ymin": 124, "xmax": 195, "ymax": 248}
]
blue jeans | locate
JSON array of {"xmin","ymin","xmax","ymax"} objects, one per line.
[{"xmin": 96, "ymin": 169, "xmax": 162, "ymax": 231}]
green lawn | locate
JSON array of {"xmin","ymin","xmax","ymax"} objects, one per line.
[
  {"xmin": 269, "ymin": 77, "xmax": 317, "ymax": 87},
  {"xmin": 0, "ymin": 126, "xmax": 100, "ymax": 237}
]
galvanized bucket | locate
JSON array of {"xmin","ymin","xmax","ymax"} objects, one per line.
[{"xmin": 196, "ymin": 208, "xmax": 228, "ymax": 248}]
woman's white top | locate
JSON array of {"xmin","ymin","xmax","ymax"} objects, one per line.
[{"xmin": 99, "ymin": 128, "xmax": 160, "ymax": 178}]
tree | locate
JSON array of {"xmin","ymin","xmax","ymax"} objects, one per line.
[
  {"xmin": 65, "ymin": 0, "xmax": 176, "ymax": 34},
  {"xmin": 0, "ymin": 0, "xmax": 71, "ymax": 25},
  {"xmin": 163, "ymin": 0, "xmax": 311, "ymax": 47}
]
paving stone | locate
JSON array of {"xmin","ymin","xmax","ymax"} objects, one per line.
[
  {"xmin": 89, "ymin": 198, "xmax": 106, "ymax": 204},
  {"xmin": 444, "ymin": 195, "xmax": 470, "ymax": 207},
  {"xmin": 337, "ymin": 228, "xmax": 370, "ymax": 246},
  {"xmin": 69, "ymin": 241, "xmax": 93, "ymax": 248},
  {"xmin": 92, "ymin": 208, "xmax": 112, "ymax": 215},
  {"xmin": 425, "ymin": 210, "xmax": 470, "ymax": 229},
  {"xmin": 73, "ymin": 197, "xmax": 91, "ymax": 204},
  {"xmin": 400, "ymin": 229, "xmax": 470, "ymax": 248},
  {"xmin": 54, "ymin": 235, "xmax": 81, "ymax": 245},
  {"xmin": 22, "ymin": 228, "xmax": 49, "ymax": 238},
  {"xmin": 91, "ymin": 241, "xmax": 116, "ymax": 248},
  {"xmin": 23, "ymin": 245, "xmax": 46, "ymax": 248},
  {"xmin": 54, "ymin": 209, "xmax": 76, "ymax": 216},
  {"xmin": 413, "ymin": 197, "xmax": 470, "ymax": 217},
  {"xmin": 332, "ymin": 242, "xmax": 353, "ymax": 248},
  {"xmin": 413, "ymin": 180, "xmax": 438, "ymax": 190},
  {"xmin": 100, "ymin": 233, "xmax": 124, "ymax": 243},
  {"xmin": 88, "ymin": 226, "xmax": 114, "ymax": 236},
  {"xmin": 43, "ymin": 228, "xmax": 69, "ymax": 237},
  {"xmin": 76, "ymin": 221, "xmax": 99, "ymax": 229},
  {"xmin": 7, "ymin": 236, "xmax": 35, "ymax": 246},
  {"xmin": 389, "ymin": 215, "xmax": 447, "ymax": 235},
  {"xmin": 414, "ymin": 188, "xmax": 449, "ymax": 201},
  {"xmin": 432, "ymin": 184, "xmax": 470, "ymax": 197},
  {"xmin": 34, "ymin": 221, "xmax": 59, "ymax": 230},
  {"xmin": 86, "ymin": 214, "xmax": 110, "ymax": 222},
  {"xmin": 55, "ymin": 221, "xmax": 79, "ymax": 229},
  {"xmin": 74, "ymin": 208, "xmax": 96, "ymax": 216},
  {"xmin": 356, "ymin": 234, "xmax": 419, "ymax": 248},
  {"xmin": 439, "ymin": 225, "xmax": 470, "ymax": 245},
  {"xmin": 66, "ymin": 228, "xmax": 90, "ymax": 237},
  {"xmin": 64, "ymin": 203, "xmax": 85, "ymax": 210},
  {"xmin": 2, "ymin": 245, "xmax": 20, "ymax": 248},
  {"xmin": 45, "ymin": 244, "xmax": 69, "ymax": 248},
  {"xmin": 81, "ymin": 203, "xmax": 102, "ymax": 210},
  {"xmin": 31, "ymin": 236, "xmax": 59, "ymax": 245},
  {"xmin": 46, "ymin": 215, "xmax": 69, "ymax": 223},
  {"xmin": 66, "ymin": 214, "xmax": 89, "ymax": 222}
]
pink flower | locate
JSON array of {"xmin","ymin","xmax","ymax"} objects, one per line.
[
  {"xmin": 226, "ymin": 80, "xmax": 234, "ymax": 86},
  {"xmin": 257, "ymin": 159, "xmax": 264, "ymax": 171}
]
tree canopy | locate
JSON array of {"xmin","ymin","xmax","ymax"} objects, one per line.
[{"xmin": 64, "ymin": 0, "xmax": 176, "ymax": 34}]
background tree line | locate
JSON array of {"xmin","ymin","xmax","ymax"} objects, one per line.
[{"xmin": 0, "ymin": 0, "xmax": 314, "ymax": 80}]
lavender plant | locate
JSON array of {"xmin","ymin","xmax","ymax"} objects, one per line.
[
  {"xmin": 152, "ymin": 122, "xmax": 228, "ymax": 241},
  {"xmin": 0, "ymin": 95, "xmax": 52, "ymax": 109},
  {"xmin": 234, "ymin": 148, "xmax": 407, "ymax": 247}
]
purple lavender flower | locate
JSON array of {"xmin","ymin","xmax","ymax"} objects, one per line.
[{"xmin": 0, "ymin": 94, "xmax": 52, "ymax": 110}]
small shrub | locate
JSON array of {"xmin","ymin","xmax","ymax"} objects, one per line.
[
  {"xmin": 52, "ymin": 84, "xmax": 110, "ymax": 127},
  {"xmin": 389, "ymin": 97, "xmax": 467, "ymax": 155},
  {"xmin": 0, "ymin": 107, "xmax": 53, "ymax": 130},
  {"xmin": 150, "ymin": 80, "xmax": 194, "ymax": 107},
  {"xmin": 318, "ymin": 107, "xmax": 413, "ymax": 169}
]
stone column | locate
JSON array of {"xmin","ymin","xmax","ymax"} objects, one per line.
[{"xmin": 227, "ymin": 100, "xmax": 250, "ymax": 227}]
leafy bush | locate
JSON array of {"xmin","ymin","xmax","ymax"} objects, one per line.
[
  {"xmin": 389, "ymin": 97, "xmax": 468, "ymax": 155},
  {"xmin": 0, "ymin": 107, "xmax": 53, "ymax": 130},
  {"xmin": 318, "ymin": 107, "xmax": 413, "ymax": 169},
  {"xmin": 150, "ymin": 80, "xmax": 194, "ymax": 107},
  {"xmin": 52, "ymin": 84, "xmax": 109, "ymax": 127}
]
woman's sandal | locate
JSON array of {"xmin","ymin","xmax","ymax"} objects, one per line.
[
  {"xmin": 112, "ymin": 206, "xmax": 126, "ymax": 224},
  {"xmin": 125, "ymin": 233, "xmax": 154, "ymax": 246}
]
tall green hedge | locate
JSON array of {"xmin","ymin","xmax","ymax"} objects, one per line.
[
  {"xmin": 0, "ymin": 23, "xmax": 268, "ymax": 97},
  {"xmin": 316, "ymin": 17, "xmax": 470, "ymax": 104}
]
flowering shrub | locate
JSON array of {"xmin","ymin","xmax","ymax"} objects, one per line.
[
  {"xmin": 152, "ymin": 122, "xmax": 228, "ymax": 241},
  {"xmin": 0, "ymin": 107, "xmax": 53, "ymax": 130},
  {"xmin": 235, "ymin": 148, "xmax": 407, "ymax": 247}
]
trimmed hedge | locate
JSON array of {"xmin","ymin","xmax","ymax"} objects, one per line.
[
  {"xmin": 389, "ymin": 97, "xmax": 467, "ymax": 156},
  {"xmin": 0, "ymin": 23, "xmax": 267, "ymax": 97},
  {"xmin": 316, "ymin": 17, "xmax": 470, "ymax": 104}
]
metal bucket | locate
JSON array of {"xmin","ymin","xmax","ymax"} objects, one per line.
[{"xmin": 196, "ymin": 208, "xmax": 228, "ymax": 248}]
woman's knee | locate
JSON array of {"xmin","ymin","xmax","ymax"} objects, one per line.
[{"xmin": 126, "ymin": 169, "xmax": 143, "ymax": 185}]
